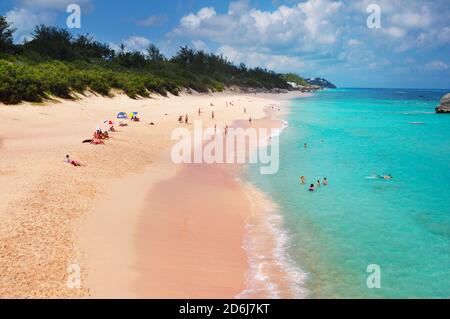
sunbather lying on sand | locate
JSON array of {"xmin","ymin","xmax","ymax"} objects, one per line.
[{"xmin": 64, "ymin": 155, "xmax": 82, "ymax": 167}]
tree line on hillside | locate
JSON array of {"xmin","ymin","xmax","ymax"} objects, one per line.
[{"xmin": 0, "ymin": 16, "xmax": 301, "ymax": 104}]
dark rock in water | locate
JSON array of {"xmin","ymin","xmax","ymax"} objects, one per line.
[{"xmin": 436, "ymin": 93, "xmax": 450, "ymax": 113}]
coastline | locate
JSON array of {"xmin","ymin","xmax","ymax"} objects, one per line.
[
  {"xmin": 238, "ymin": 97, "xmax": 310, "ymax": 299},
  {"xmin": 0, "ymin": 90, "xmax": 308, "ymax": 298}
]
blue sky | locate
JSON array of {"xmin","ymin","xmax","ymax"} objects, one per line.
[{"xmin": 1, "ymin": 0, "xmax": 449, "ymax": 89}]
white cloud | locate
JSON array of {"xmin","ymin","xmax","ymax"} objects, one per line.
[
  {"xmin": 192, "ymin": 40, "xmax": 209, "ymax": 51},
  {"xmin": 391, "ymin": 9, "xmax": 432, "ymax": 29},
  {"xmin": 228, "ymin": 0, "xmax": 250, "ymax": 15},
  {"xmin": 180, "ymin": 7, "xmax": 216, "ymax": 29},
  {"xmin": 6, "ymin": 8, "xmax": 53, "ymax": 42},
  {"xmin": 6, "ymin": 0, "xmax": 93, "ymax": 42},
  {"xmin": 348, "ymin": 39, "xmax": 361, "ymax": 46},
  {"xmin": 136, "ymin": 14, "xmax": 168, "ymax": 27},
  {"xmin": 110, "ymin": 36, "xmax": 152, "ymax": 54},
  {"xmin": 171, "ymin": 0, "xmax": 345, "ymax": 52},
  {"xmin": 217, "ymin": 45, "xmax": 306, "ymax": 72},
  {"xmin": 16, "ymin": 0, "xmax": 92, "ymax": 10},
  {"xmin": 383, "ymin": 27, "xmax": 406, "ymax": 38},
  {"xmin": 122, "ymin": 36, "xmax": 151, "ymax": 53},
  {"xmin": 423, "ymin": 60, "xmax": 449, "ymax": 71}
]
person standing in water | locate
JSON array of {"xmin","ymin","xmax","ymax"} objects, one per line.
[
  {"xmin": 309, "ymin": 184, "xmax": 315, "ymax": 192},
  {"xmin": 317, "ymin": 180, "xmax": 321, "ymax": 187},
  {"xmin": 304, "ymin": 143, "xmax": 308, "ymax": 149},
  {"xmin": 300, "ymin": 176, "xmax": 306, "ymax": 185},
  {"xmin": 323, "ymin": 177, "xmax": 328, "ymax": 186}
]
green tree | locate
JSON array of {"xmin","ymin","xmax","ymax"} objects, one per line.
[
  {"xmin": 146, "ymin": 44, "xmax": 165, "ymax": 61},
  {"xmin": 73, "ymin": 34, "xmax": 113, "ymax": 60},
  {"xmin": 24, "ymin": 25, "xmax": 74, "ymax": 60},
  {"xmin": 0, "ymin": 16, "xmax": 15, "ymax": 53}
]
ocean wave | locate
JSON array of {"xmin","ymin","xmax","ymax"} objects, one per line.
[
  {"xmin": 236, "ymin": 186, "xmax": 308, "ymax": 299},
  {"xmin": 258, "ymin": 120, "xmax": 289, "ymax": 148},
  {"xmin": 402, "ymin": 111, "xmax": 435, "ymax": 115}
]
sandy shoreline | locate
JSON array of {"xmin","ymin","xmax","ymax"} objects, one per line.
[{"xmin": 0, "ymin": 90, "xmax": 306, "ymax": 298}]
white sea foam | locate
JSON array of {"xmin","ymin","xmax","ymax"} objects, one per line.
[
  {"xmin": 402, "ymin": 111, "xmax": 435, "ymax": 115},
  {"xmin": 236, "ymin": 186, "xmax": 308, "ymax": 299}
]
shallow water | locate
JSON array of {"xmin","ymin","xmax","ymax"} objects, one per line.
[{"xmin": 246, "ymin": 88, "xmax": 450, "ymax": 298}]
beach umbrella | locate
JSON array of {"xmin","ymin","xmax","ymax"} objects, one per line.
[
  {"xmin": 104, "ymin": 120, "xmax": 114, "ymax": 125},
  {"xmin": 117, "ymin": 112, "xmax": 127, "ymax": 119}
]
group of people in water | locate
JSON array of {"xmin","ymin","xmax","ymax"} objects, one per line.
[{"xmin": 301, "ymin": 176, "xmax": 329, "ymax": 192}]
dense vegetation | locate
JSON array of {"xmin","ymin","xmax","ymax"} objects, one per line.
[{"xmin": 0, "ymin": 17, "xmax": 299, "ymax": 104}]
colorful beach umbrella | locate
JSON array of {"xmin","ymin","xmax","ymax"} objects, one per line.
[{"xmin": 117, "ymin": 112, "xmax": 127, "ymax": 119}]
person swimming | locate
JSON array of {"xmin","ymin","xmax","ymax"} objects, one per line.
[
  {"xmin": 323, "ymin": 177, "xmax": 328, "ymax": 186},
  {"xmin": 366, "ymin": 174, "xmax": 393, "ymax": 180},
  {"xmin": 309, "ymin": 184, "xmax": 315, "ymax": 192},
  {"xmin": 300, "ymin": 176, "xmax": 306, "ymax": 185}
]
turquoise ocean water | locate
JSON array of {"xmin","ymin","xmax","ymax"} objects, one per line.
[{"xmin": 246, "ymin": 88, "xmax": 450, "ymax": 298}]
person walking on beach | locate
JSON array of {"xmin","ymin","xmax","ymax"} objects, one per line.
[
  {"xmin": 185, "ymin": 115, "xmax": 189, "ymax": 124},
  {"xmin": 198, "ymin": 108, "xmax": 201, "ymax": 116},
  {"xmin": 225, "ymin": 125, "xmax": 229, "ymax": 136},
  {"xmin": 212, "ymin": 111, "xmax": 215, "ymax": 120},
  {"xmin": 323, "ymin": 177, "xmax": 328, "ymax": 186},
  {"xmin": 300, "ymin": 176, "xmax": 306, "ymax": 185}
]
